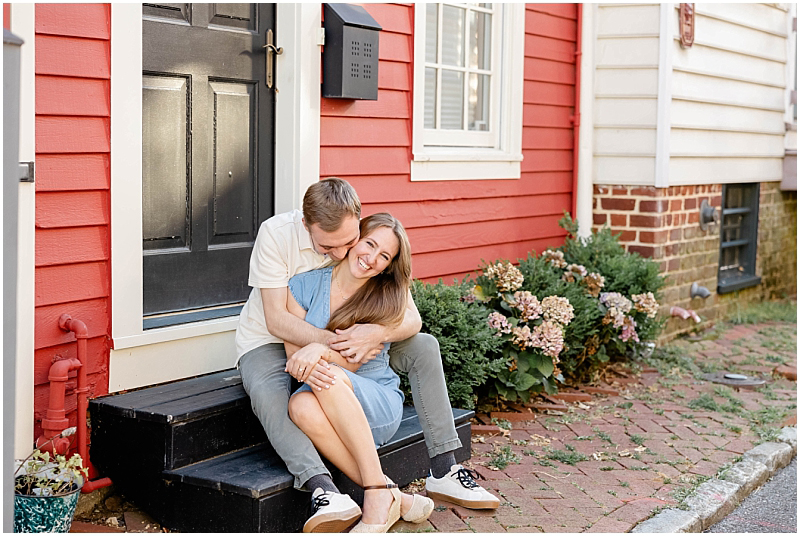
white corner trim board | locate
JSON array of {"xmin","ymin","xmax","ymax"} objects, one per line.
[
  {"xmin": 12, "ymin": 2, "xmax": 36, "ymax": 461},
  {"xmin": 654, "ymin": 3, "xmax": 674, "ymax": 189}
]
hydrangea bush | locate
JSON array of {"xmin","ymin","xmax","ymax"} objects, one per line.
[
  {"xmin": 469, "ymin": 215, "xmax": 664, "ymax": 401},
  {"xmin": 411, "ymin": 215, "xmax": 665, "ymax": 407},
  {"xmin": 473, "ymin": 263, "xmax": 575, "ymax": 399}
]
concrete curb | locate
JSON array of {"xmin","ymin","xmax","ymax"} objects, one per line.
[{"xmin": 631, "ymin": 426, "xmax": 797, "ymax": 533}]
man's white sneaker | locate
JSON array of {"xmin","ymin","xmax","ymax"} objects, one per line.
[
  {"xmin": 425, "ymin": 465, "xmax": 500, "ymax": 509},
  {"xmin": 302, "ymin": 488, "xmax": 362, "ymax": 533}
]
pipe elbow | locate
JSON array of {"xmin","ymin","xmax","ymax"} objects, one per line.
[
  {"xmin": 48, "ymin": 358, "xmax": 82, "ymax": 382},
  {"xmin": 670, "ymin": 306, "xmax": 691, "ymax": 320},
  {"xmin": 59, "ymin": 314, "xmax": 89, "ymax": 338}
]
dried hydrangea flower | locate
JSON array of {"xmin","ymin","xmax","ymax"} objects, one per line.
[
  {"xmin": 484, "ymin": 261, "xmax": 524, "ymax": 292},
  {"xmin": 542, "ymin": 249, "xmax": 567, "ymax": 269},
  {"xmin": 511, "ymin": 325, "xmax": 534, "ymax": 350},
  {"xmin": 541, "ymin": 296, "xmax": 574, "ymax": 326},
  {"xmin": 561, "ymin": 272, "xmax": 576, "ymax": 283},
  {"xmin": 632, "ymin": 292, "xmax": 659, "ymax": 318},
  {"xmin": 620, "ymin": 316, "xmax": 640, "ymax": 343},
  {"xmin": 583, "ymin": 272, "xmax": 605, "ymax": 297},
  {"xmin": 532, "ymin": 320, "xmax": 564, "ymax": 360},
  {"xmin": 511, "ymin": 291, "xmax": 542, "ymax": 322},
  {"xmin": 584, "ymin": 334, "xmax": 600, "ymax": 356},
  {"xmin": 602, "ymin": 306, "xmax": 627, "ymax": 329},
  {"xmin": 487, "ymin": 312, "xmax": 512, "ymax": 334},
  {"xmin": 566, "ymin": 264, "xmax": 587, "ymax": 277},
  {"xmin": 599, "ymin": 292, "xmax": 632, "ymax": 314}
]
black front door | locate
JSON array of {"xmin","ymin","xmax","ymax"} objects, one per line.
[{"xmin": 142, "ymin": 3, "xmax": 275, "ymax": 320}]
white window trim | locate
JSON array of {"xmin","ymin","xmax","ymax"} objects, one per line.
[
  {"xmin": 411, "ymin": 3, "xmax": 525, "ymax": 181},
  {"xmin": 109, "ymin": 4, "xmax": 321, "ymax": 391}
]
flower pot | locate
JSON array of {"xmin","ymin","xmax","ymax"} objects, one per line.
[{"xmin": 14, "ymin": 483, "xmax": 81, "ymax": 533}]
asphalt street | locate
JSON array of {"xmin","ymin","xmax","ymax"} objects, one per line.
[{"xmin": 705, "ymin": 456, "xmax": 797, "ymax": 533}]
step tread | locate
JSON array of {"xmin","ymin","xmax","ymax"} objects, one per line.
[
  {"xmin": 90, "ymin": 370, "xmax": 246, "ymax": 424},
  {"xmin": 164, "ymin": 406, "xmax": 473, "ymax": 498}
]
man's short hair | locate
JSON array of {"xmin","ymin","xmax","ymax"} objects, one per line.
[{"xmin": 303, "ymin": 177, "xmax": 362, "ymax": 232}]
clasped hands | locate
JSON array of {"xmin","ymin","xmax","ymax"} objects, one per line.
[{"xmin": 284, "ymin": 324, "xmax": 385, "ymax": 390}]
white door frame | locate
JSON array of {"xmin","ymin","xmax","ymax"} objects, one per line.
[{"xmin": 109, "ymin": 4, "xmax": 321, "ymax": 392}]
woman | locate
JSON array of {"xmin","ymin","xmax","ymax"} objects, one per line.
[{"xmin": 284, "ymin": 213, "xmax": 434, "ymax": 533}]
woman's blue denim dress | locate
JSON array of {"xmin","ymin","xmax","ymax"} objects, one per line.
[{"xmin": 288, "ymin": 266, "xmax": 404, "ymax": 447}]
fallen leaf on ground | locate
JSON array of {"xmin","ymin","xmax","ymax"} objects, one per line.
[
  {"xmin": 618, "ymin": 450, "xmax": 631, "ymax": 457},
  {"xmin": 472, "ymin": 436, "xmax": 486, "ymax": 443},
  {"xmin": 577, "ymin": 402, "xmax": 591, "ymax": 410},
  {"xmin": 530, "ymin": 434, "xmax": 551, "ymax": 446}
]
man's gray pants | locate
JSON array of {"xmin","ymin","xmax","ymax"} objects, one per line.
[{"xmin": 238, "ymin": 333, "xmax": 461, "ymax": 490}]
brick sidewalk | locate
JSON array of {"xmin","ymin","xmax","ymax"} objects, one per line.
[
  {"xmin": 70, "ymin": 320, "xmax": 796, "ymax": 533},
  {"xmin": 393, "ymin": 320, "xmax": 797, "ymax": 533}
]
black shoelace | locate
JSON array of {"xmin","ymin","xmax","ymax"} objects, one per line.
[
  {"xmin": 454, "ymin": 467, "xmax": 482, "ymax": 489},
  {"xmin": 311, "ymin": 492, "xmax": 330, "ymax": 514}
]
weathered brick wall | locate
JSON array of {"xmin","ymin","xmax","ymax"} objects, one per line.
[{"xmin": 593, "ymin": 182, "xmax": 796, "ymax": 341}]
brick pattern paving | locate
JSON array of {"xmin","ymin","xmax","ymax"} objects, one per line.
[
  {"xmin": 69, "ymin": 321, "xmax": 795, "ymax": 533},
  {"xmin": 396, "ymin": 321, "xmax": 796, "ymax": 533}
]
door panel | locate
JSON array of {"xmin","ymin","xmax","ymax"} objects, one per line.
[
  {"xmin": 210, "ymin": 80, "xmax": 256, "ymax": 244},
  {"xmin": 143, "ymin": 3, "xmax": 274, "ymax": 318},
  {"xmin": 142, "ymin": 74, "xmax": 190, "ymax": 251},
  {"xmin": 209, "ymin": 3, "xmax": 256, "ymax": 31}
]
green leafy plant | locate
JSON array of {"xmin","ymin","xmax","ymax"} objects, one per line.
[
  {"xmin": 544, "ymin": 445, "xmax": 587, "ymax": 466},
  {"xmin": 488, "ymin": 445, "xmax": 520, "ymax": 470},
  {"xmin": 408, "ymin": 279, "xmax": 506, "ymax": 409},
  {"xmin": 490, "ymin": 417, "xmax": 513, "ymax": 431},
  {"xmin": 14, "ymin": 449, "xmax": 87, "ymax": 497}
]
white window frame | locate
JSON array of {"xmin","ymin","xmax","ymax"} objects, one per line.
[
  {"xmin": 411, "ymin": 2, "xmax": 525, "ymax": 181},
  {"xmin": 109, "ymin": 4, "xmax": 321, "ymax": 391}
]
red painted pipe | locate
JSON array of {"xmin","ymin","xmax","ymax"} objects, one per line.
[
  {"xmin": 36, "ymin": 357, "xmax": 81, "ymax": 456},
  {"xmin": 570, "ymin": 3, "xmax": 583, "ymax": 220},
  {"xmin": 56, "ymin": 314, "xmax": 113, "ymax": 493}
]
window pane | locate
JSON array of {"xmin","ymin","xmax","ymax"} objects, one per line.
[
  {"xmin": 468, "ymin": 73, "xmax": 490, "ymax": 131},
  {"xmin": 469, "ymin": 11, "xmax": 491, "ymax": 70},
  {"xmin": 441, "ymin": 5, "xmax": 465, "ymax": 67},
  {"xmin": 722, "ymin": 214, "xmax": 742, "ymax": 242},
  {"xmin": 425, "ymin": 4, "xmax": 438, "ymax": 63},
  {"xmin": 440, "ymin": 70, "xmax": 464, "ymax": 129},
  {"xmin": 424, "ymin": 68, "xmax": 437, "ymax": 128}
]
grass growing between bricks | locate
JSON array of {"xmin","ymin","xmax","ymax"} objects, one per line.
[{"xmin": 425, "ymin": 317, "xmax": 795, "ymax": 534}]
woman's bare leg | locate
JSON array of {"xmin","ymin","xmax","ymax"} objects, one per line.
[
  {"xmin": 289, "ymin": 392, "xmax": 362, "ymax": 482},
  {"xmin": 288, "ymin": 375, "xmax": 410, "ymax": 524}
]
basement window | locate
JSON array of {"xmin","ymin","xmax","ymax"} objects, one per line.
[{"xmin": 717, "ymin": 183, "xmax": 761, "ymax": 294}]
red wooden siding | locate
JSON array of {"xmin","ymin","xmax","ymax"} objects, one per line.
[
  {"xmin": 4, "ymin": 4, "xmax": 10, "ymax": 30},
  {"xmin": 319, "ymin": 4, "xmax": 578, "ymax": 283},
  {"xmin": 33, "ymin": 4, "xmax": 111, "ymax": 445}
]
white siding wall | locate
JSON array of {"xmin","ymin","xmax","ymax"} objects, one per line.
[
  {"xmin": 594, "ymin": 3, "xmax": 661, "ymax": 185},
  {"xmin": 592, "ymin": 3, "xmax": 793, "ymax": 186},
  {"xmin": 669, "ymin": 3, "xmax": 789, "ymax": 185}
]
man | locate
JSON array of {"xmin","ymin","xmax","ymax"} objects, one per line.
[{"xmin": 236, "ymin": 178, "xmax": 499, "ymax": 532}]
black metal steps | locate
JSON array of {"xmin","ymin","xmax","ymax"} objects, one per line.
[{"xmin": 89, "ymin": 369, "xmax": 473, "ymax": 532}]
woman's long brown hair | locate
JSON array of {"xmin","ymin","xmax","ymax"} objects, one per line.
[{"xmin": 326, "ymin": 213, "xmax": 412, "ymax": 332}]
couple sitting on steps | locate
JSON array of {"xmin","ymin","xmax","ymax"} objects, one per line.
[{"xmin": 234, "ymin": 178, "xmax": 500, "ymax": 532}]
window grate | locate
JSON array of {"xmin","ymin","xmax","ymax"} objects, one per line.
[{"xmin": 717, "ymin": 183, "xmax": 761, "ymax": 294}]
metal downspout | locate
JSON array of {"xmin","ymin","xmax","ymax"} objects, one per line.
[{"xmin": 571, "ymin": 3, "xmax": 583, "ymax": 219}]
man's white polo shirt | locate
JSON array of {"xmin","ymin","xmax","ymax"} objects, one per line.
[{"xmin": 234, "ymin": 209, "xmax": 333, "ymax": 364}]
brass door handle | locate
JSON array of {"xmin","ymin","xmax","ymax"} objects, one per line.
[{"xmin": 263, "ymin": 29, "xmax": 283, "ymax": 90}]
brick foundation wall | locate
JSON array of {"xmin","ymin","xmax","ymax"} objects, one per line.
[{"xmin": 593, "ymin": 182, "xmax": 797, "ymax": 342}]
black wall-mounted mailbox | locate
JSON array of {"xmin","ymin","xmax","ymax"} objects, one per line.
[{"xmin": 322, "ymin": 3, "xmax": 382, "ymax": 100}]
